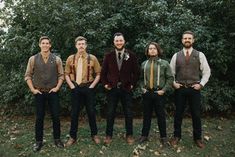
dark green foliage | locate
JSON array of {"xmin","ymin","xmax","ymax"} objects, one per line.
[{"xmin": 0, "ymin": 0, "xmax": 234, "ymax": 115}]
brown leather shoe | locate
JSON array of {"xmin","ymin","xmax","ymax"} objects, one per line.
[
  {"xmin": 92, "ymin": 135, "xmax": 100, "ymax": 144},
  {"xmin": 170, "ymin": 137, "xmax": 180, "ymax": 147},
  {"xmin": 195, "ymin": 139, "xmax": 205, "ymax": 149},
  {"xmin": 64, "ymin": 138, "xmax": 76, "ymax": 147},
  {"xmin": 104, "ymin": 136, "xmax": 112, "ymax": 145},
  {"xmin": 126, "ymin": 135, "xmax": 135, "ymax": 145}
]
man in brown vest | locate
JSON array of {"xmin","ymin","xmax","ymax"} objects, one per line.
[
  {"xmin": 25, "ymin": 36, "xmax": 64, "ymax": 152},
  {"xmin": 170, "ymin": 31, "xmax": 211, "ymax": 148},
  {"xmin": 64, "ymin": 36, "xmax": 101, "ymax": 146}
]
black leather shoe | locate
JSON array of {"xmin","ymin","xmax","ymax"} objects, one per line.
[
  {"xmin": 55, "ymin": 139, "xmax": 64, "ymax": 148},
  {"xmin": 138, "ymin": 136, "xmax": 148, "ymax": 144},
  {"xmin": 160, "ymin": 137, "xmax": 169, "ymax": 147},
  {"xmin": 33, "ymin": 141, "xmax": 43, "ymax": 152}
]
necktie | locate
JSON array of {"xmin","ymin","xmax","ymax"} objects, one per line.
[
  {"xmin": 185, "ymin": 50, "xmax": 190, "ymax": 63},
  {"xmin": 76, "ymin": 55, "xmax": 83, "ymax": 85},
  {"xmin": 118, "ymin": 52, "xmax": 121, "ymax": 60},
  {"xmin": 149, "ymin": 60, "xmax": 154, "ymax": 89}
]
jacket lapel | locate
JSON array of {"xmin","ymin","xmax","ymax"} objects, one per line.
[
  {"xmin": 120, "ymin": 50, "xmax": 129, "ymax": 72},
  {"xmin": 110, "ymin": 51, "xmax": 120, "ymax": 72}
]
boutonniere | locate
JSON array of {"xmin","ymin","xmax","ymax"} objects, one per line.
[{"xmin": 124, "ymin": 53, "xmax": 130, "ymax": 61}]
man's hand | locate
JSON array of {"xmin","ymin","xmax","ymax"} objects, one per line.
[
  {"xmin": 142, "ymin": 88, "xmax": 147, "ymax": 94},
  {"xmin": 32, "ymin": 89, "xmax": 42, "ymax": 95},
  {"xmin": 157, "ymin": 90, "xmax": 165, "ymax": 95},
  {"xmin": 192, "ymin": 84, "xmax": 202, "ymax": 90},
  {"xmin": 70, "ymin": 84, "xmax": 76, "ymax": 90},
  {"xmin": 49, "ymin": 87, "xmax": 59, "ymax": 93},
  {"xmin": 104, "ymin": 84, "xmax": 111, "ymax": 90},
  {"xmin": 173, "ymin": 82, "xmax": 183, "ymax": 89}
]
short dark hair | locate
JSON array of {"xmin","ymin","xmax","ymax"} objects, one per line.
[
  {"xmin": 75, "ymin": 36, "xmax": 87, "ymax": 44},
  {"xmin": 145, "ymin": 42, "xmax": 163, "ymax": 57},
  {"xmin": 113, "ymin": 32, "xmax": 125, "ymax": 39},
  {"xmin": 182, "ymin": 30, "xmax": 195, "ymax": 38},
  {"xmin": 39, "ymin": 36, "xmax": 51, "ymax": 44}
]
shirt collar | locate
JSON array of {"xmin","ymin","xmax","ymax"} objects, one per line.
[
  {"xmin": 149, "ymin": 56, "xmax": 159, "ymax": 62},
  {"xmin": 183, "ymin": 47, "xmax": 193, "ymax": 55},
  {"xmin": 76, "ymin": 52, "xmax": 87, "ymax": 58},
  {"xmin": 115, "ymin": 48, "xmax": 125, "ymax": 55}
]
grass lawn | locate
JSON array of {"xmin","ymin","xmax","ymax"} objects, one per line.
[{"xmin": 0, "ymin": 115, "xmax": 234, "ymax": 157}]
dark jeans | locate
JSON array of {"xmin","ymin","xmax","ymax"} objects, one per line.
[
  {"xmin": 141, "ymin": 91, "xmax": 166, "ymax": 138},
  {"xmin": 34, "ymin": 92, "xmax": 61, "ymax": 142},
  {"xmin": 173, "ymin": 87, "xmax": 202, "ymax": 140},
  {"xmin": 69, "ymin": 86, "xmax": 98, "ymax": 139},
  {"xmin": 106, "ymin": 88, "xmax": 133, "ymax": 137}
]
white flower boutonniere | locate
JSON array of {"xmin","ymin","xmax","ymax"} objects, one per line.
[{"xmin": 124, "ymin": 53, "xmax": 130, "ymax": 61}]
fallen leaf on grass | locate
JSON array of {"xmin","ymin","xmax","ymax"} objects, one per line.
[
  {"xmin": 12, "ymin": 130, "xmax": 20, "ymax": 134},
  {"xmin": 217, "ymin": 126, "xmax": 223, "ymax": 130},
  {"xmin": 133, "ymin": 148, "xmax": 139, "ymax": 155},
  {"xmin": 153, "ymin": 128, "xmax": 159, "ymax": 133},
  {"xmin": 176, "ymin": 147, "xmax": 182, "ymax": 153},
  {"xmin": 101, "ymin": 146, "xmax": 107, "ymax": 150},
  {"xmin": 137, "ymin": 144, "xmax": 146, "ymax": 150},
  {"xmin": 14, "ymin": 144, "xmax": 22, "ymax": 149},
  {"xmin": 154, "ymin": 150, "xmax": 160, "ymax": 156},
  {"xmin": 99, "ymin": 150, "xmax": 104, "ymax": 155},
  {"xmin": 204, "ymin": 135, "xmax": 210, "ymax": 141}
]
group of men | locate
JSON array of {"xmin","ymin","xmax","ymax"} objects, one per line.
[{"xmin": 25, "ymin": 31, "xmax": 211, "ymax": 152}]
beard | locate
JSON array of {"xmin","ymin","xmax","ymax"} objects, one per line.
[
  {"xmin": 115, "ymin": 45, "xmax": 125, "ymax": 51},
  {"xmin": 183, "ymin": 42, "xmax": 193, "ymax": 48}
]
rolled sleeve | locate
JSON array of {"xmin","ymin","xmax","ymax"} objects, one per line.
[
  {"xmin": 170, "ymin": 53, "xmax": 177, "ymax": 83},
  {"xmin": 24, "ymin": 56, "xmax": 35, "ymax": 81},
  {"xmin": 199, "ymin": 52, "xmax": 211, "ymax": 86},
  {"xmin": 64, "ymin": 56, "xmax": 73, "ymax": 76},
  {"xmin": 93, "ymin": 56, "xmax": 101, "ymax": 75},
  {"xmin": 56, "ymin": 56, "xmax": 64, "ymax": 80}
]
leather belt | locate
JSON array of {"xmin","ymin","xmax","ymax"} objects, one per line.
[
  {"xmin": 35, "ymin": 87, "xmax": 51, "ymax": 92},
  {"xmin": 78, "ymin": 82, "xmax": 92, "ymax": 87},
  {"xmin": 146, "ymin": 87, "xmax": 161, "ymax": 92},
  {"xmin": 181, "ymin": 83, "xmax": 197, "ymax": 88}
]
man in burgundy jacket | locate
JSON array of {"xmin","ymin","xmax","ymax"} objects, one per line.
[{"xmin": 101, "ymin": 32, "xmax": 139, "ymax": 145}]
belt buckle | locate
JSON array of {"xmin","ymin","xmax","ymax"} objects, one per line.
[{"xmin": 40, "ymin": 88, "xmax": 50, "ymax": 92}]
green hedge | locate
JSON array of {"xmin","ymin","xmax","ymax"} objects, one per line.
[{"xmin": 0, "ymin": 0, "xmax": 234, "ymax": 115}]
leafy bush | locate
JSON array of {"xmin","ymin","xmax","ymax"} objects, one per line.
[{"xmin": 0, "ymin": 0, "xmax": 234, "ymax": 115}]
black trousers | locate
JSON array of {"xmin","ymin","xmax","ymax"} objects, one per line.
[
  {"xmin": 106, "ymin": 88, "xmax": 133, "ymax": 137},
  {"xmin": 173, "ymin": 87, "xmax": 202, "ymax": 140},
  {"xmin": 141, "ymin": 91, "xmax": 167, "ymax": 138},
  {"xmin": 34, "ymin": 92, "xmax": 61, "ymax": 142},
  {"xmin": 69, "ymin": 86, "xmax": 98, "ymax": 139}
]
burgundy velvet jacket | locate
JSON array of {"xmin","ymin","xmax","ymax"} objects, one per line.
[{"xmin": 101, "ymin": 49, "xmax": 140, "ymax": 91}]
